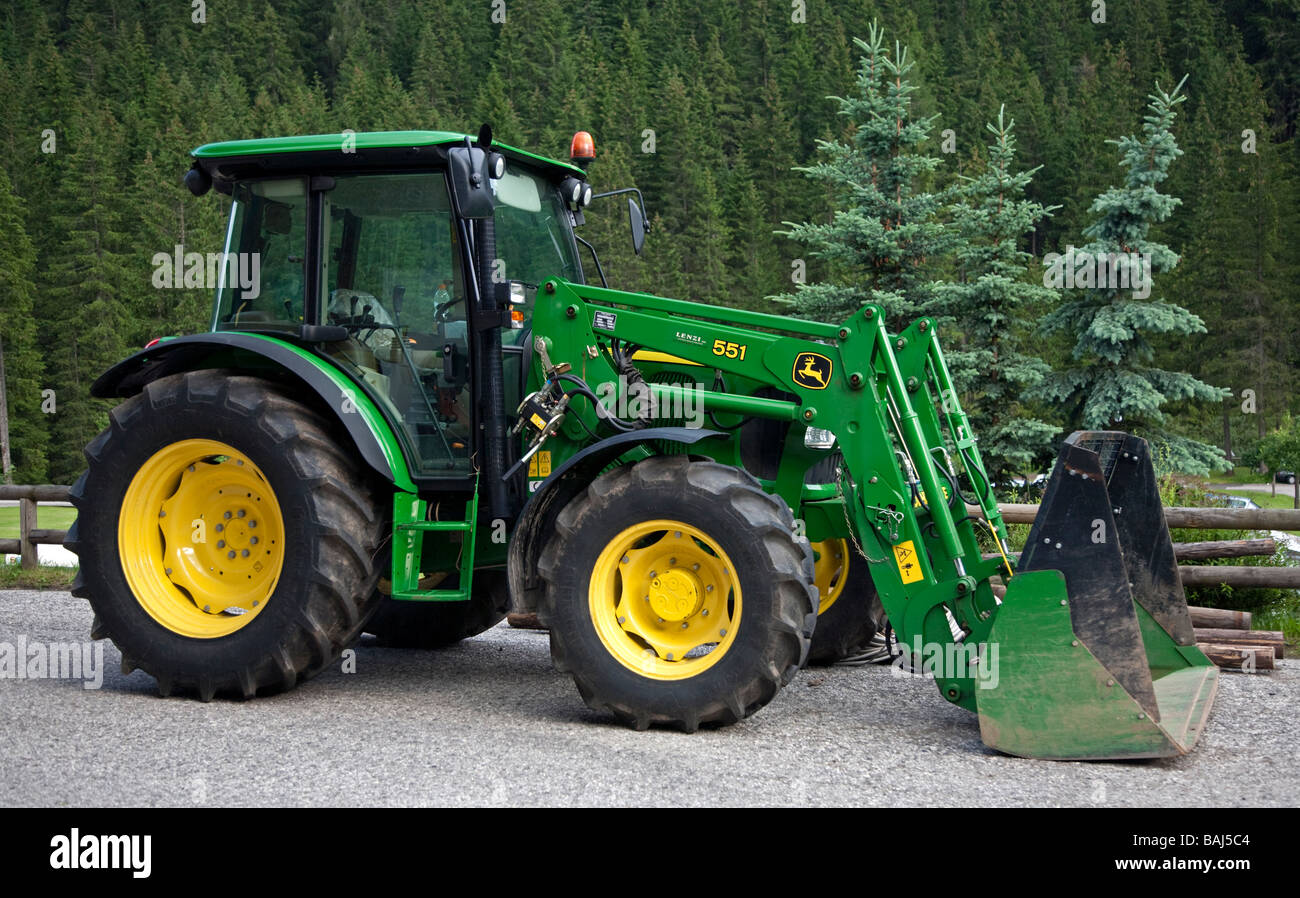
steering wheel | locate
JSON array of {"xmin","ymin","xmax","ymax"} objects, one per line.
[{"xmin": 435, "ymin": 295, "xmax": 465, "ymax": 323}]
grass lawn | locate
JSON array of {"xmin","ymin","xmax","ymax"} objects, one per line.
[
  {"xmin": 0, "ymin": 561, "xmax": 76, "ymax": 590},
  {"xmin": 0, "ymin": 505, "xmax": 78, "ymax": 540},
  {"xmin": 1219, "ymin": 466, "xmax": 1272, "ymax": 485}
]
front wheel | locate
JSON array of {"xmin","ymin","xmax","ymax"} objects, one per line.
[
  {"xmin": 67, "ymin": 372, "xmax": 385, "ymax": 700},
  {"xmin": 538, "ymin": 456, "xmax": 817, "ymax": 731}
]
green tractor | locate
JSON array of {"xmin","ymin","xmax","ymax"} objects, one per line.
[{"xmin": 71, "ymin": 127, "xmax": 1217, "ymax": 759}]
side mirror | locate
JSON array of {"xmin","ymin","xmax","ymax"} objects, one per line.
[
  {"xmin": 446, "ymin": 144, "xmax": 496, "ymax": 219},
  {"xmin": 629, "ymin": 197, "xmax": 646, "ymax": 255}
]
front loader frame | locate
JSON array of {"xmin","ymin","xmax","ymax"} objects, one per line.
[{"xmin": 526, "ymin": 280, "xmax": 1009, "ymax": 711}]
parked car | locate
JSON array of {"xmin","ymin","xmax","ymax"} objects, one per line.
[
  {"xmin": 1206, "ymin": 492, "xmax": 1260, "ymax": 509},
  {"xmin": 1275, "ymin": 470, "xmax": 1296, "ymax": 484}
]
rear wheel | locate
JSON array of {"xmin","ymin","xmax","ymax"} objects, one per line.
[
  {"xmin": 67, "ymin": 371, "xmax": 385, "ymax": 700},
  {"xmin": 538, "ymin": 456, "xmax": 817, "ymax": 731},
  {"xmin": 806, "ymin": 537, "xmax": 887, "ymax": 665}
]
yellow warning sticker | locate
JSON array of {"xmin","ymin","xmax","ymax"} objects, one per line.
[
  {"xmin": 893, "ymin": 540, "xmax": 923, "ymax": 584},
  {"xmin": 528, "ymin": 451, "xmax": 552, "ymax": 479},
  {"xmin": 529, "ymin": 413, "xmax": 546, "ymax": 430}
]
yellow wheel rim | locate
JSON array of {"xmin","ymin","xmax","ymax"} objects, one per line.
[
  {"xmin": 812, "ymin": 538, "xmax": 850, "ymax": 616},
  {"xmin": 589, "ymin": 519, "xmax": 741, "ymax": 681},
  {"xmin": 118, "ymin": 439, "xmax": 286, "ymax": 638}
]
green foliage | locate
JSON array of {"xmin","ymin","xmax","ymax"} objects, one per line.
[
  {"xmin": 1258, "ymin": 414, "xmax": 1300, "ymax": 475},
  {"xmin": 0, "ymin": 167, "xmax": 48, "ymax": 483}
]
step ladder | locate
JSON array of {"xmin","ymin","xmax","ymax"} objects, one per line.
[{"xmin": 390, "ymin": 489, "xmax": 478, "ymax": 601}]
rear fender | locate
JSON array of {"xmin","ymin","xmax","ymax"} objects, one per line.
[{"xmin": 92, "ymin": 332, "xmax": 415, "ymax": 491}]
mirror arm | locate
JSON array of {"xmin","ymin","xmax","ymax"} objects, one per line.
[
  {"xmin": 590, "ymin": 187, "xmax": 650, "ymax": 223},
  {"xmin": 574, "ymin": 234, "xmax": 609, "ymax": 288}
]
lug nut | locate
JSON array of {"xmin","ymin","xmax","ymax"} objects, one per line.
[
  {"xmin": 215, "ymin": 524, "xmax": 224, "ymax": 532},
  {"xmin": 241, "ymin": 549, "xmax": 249, "ymax": 558},
  {"xmin": 217, "ymin": 540, "xmax": 226, "ymax": 549},
  {"xmin": 228, "ymin": 550, "xmax": 236, "ymax": 559},
  {"xmin": 237, "ymin": 510, "xmax": 246, "ymax": 518},
  {"xmin": 224, "ymin": 511, "xmax": 232, "ymax": 520}
]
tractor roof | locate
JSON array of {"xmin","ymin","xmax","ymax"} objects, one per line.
[{"xmin": 191, "ymin": 130, "xmax": 584, "ymax": 188}]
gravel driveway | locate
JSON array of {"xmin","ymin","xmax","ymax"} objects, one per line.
[{"xmin": 1, "ymin": 589, "xmax": 1295, "ymax": 807}]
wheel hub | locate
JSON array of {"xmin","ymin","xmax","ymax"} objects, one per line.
[
  {"xmin": 120, "ymin": 439, "xmax": 285, "ymax": 638},
  {"xmin": 648, "ymin": 569, "xmax": 703, "ymax": 621},
  {"xmin": 589, "ymin": 520, "xmax": 742, "ymax": 681}
]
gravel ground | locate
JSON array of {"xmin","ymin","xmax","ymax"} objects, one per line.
[{"xmin": 1, "ymin": 588, "xmax": 1295, "ymax": 807}]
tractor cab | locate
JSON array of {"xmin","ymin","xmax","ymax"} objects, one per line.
[{"xmin": 190, "ymin": 130, "xmax": 587, "ymax": 484}]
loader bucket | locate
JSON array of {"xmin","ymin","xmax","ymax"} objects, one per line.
[{"xmin": 975, "ymin": 432, "xmax": 1218, "ymax": 760}]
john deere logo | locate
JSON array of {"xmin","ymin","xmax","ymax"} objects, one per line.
[{"xmin": 792, "ymin": 352, "xmax": 832, "ymax": 390}]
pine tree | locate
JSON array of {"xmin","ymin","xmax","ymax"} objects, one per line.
[
  {"xmin": 0, "ymin": 167, "xmax": 49, "ymax": 483},
  {"xmin": 927, "ymin": 107, "xmax": 1060, "ymax": 480},
  {"xmin": 772, "ymin": 22, "xmax": 953, "ymax": 326},
  {"xmin": 1039, "ymin": 78, "xmax": 1229, "ymax": 475},
  {"xmin": 41, "ymin": 98, "xmax": 134, "ymax": 483}
]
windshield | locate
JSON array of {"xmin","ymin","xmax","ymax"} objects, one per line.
[{"xmin": 492, "ymin": 166, "xmax": 583, "ymax": 288}]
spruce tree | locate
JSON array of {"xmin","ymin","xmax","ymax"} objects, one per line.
[
  {"xmin": 927, "ymin": 107, "xmax": 1060, "ymax": 480},
  {"xmin": 0, "ymin": 167, "xmax": 49, "ymax": 483},
  {"xmin": 1039, "ymin": 78, "xmax": 1229, "ymax": 474},
  {"xmin": 773, "ymin": 22, "xmax": 952, "ymax": 326}
]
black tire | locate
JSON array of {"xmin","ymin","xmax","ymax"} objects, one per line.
[
  {"xmin": 365, "ymin": 570, "xmax": 509, "ymax": 648},
  {"xmin": 806, "ymin": 538, "xmax": 887, "ymax": 665},
  {"xmin": 537, "ymin": 456, "xmax": 817, "ymax": 732},
  {"xmin": 67, "ymin": 371, "xmax": 386, "ymax": 701}
]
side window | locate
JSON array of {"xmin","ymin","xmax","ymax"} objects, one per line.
[{"xmin": 214, "ymin": 179, "xmax": 308, "ymax": 330}]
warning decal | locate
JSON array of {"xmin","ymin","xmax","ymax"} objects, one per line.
[
  {"xmin": 528, "ymin": 450, "xmax": 552, "ymax": 478},
  {"xmin": 892, "ymin": 540, "xmax": 923, "ymax": 584}
]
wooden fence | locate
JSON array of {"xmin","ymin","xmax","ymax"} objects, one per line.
[{"xmin": 1, "ymin": 484, "xmax": 74, "ymax": 569}]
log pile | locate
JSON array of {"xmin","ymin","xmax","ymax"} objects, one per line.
[{"xmin": 1189, "ymin": 605, "xmax": 1285, "ymax": 673}]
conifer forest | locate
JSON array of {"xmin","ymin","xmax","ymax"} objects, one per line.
[{"xmin": 0, "ymin": 0, "xmax": 1296, "ymax": 484}]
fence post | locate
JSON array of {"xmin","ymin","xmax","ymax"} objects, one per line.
[{"xmin": 18, "ymin": 495, "xmax": 37, "ymax": 569}]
